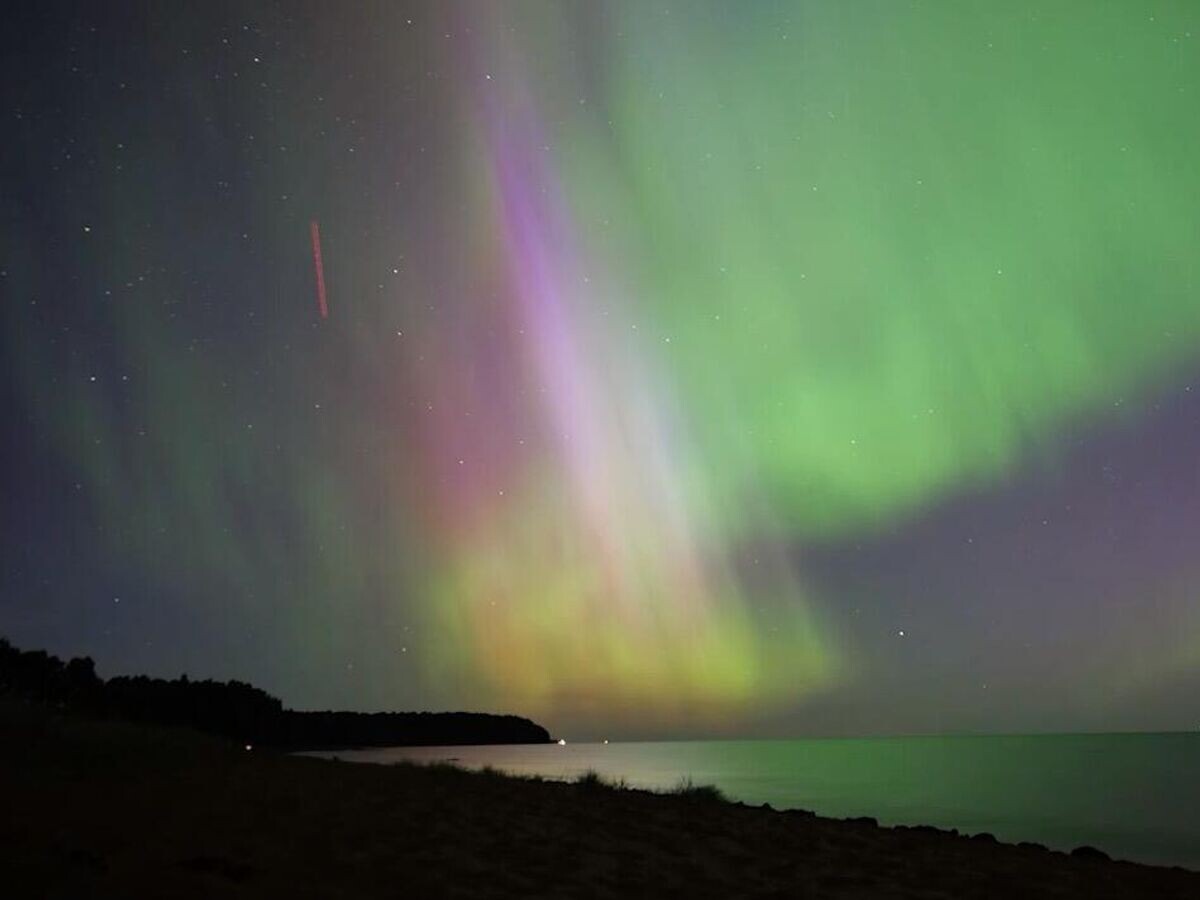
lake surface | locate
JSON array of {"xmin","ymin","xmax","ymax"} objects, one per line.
[{"xmin": 304, "ymin": 732, "xmax": 1200, "ymax": 869}]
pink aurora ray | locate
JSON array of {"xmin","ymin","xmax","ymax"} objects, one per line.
[{"xmin": 406, "ymin": 53, "xmax": 834, "ymax": 728}]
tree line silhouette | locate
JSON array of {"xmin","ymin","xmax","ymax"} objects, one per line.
[{"xmin": 0, "ymin": 637, "xmax": 551, "ymax": 748}]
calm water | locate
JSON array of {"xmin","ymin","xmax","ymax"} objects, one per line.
[{"xmin": 305, "ymin": 733, "xmax": 1200, "ymax": 869}]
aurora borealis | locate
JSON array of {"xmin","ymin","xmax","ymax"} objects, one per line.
[{"xmin": 3, "ymin": 1, "xmax": 1200, "ymax": 737}]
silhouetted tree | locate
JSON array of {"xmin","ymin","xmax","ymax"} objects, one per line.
[{"xmin": 0, "ymin": 636, "xmax": 551, "ymax": 748}]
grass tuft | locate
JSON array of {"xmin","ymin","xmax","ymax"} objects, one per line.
[
  {"xmin": 575, "ymin": 768, "xmax": 607, "ymax": 788},
  {"xmin": 669, "ymin": 776, "xmax": 726, "ymax": 803}
]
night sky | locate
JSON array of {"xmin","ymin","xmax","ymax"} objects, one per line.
[{"xmin": 3, "ymin": 1, "xmax": 1200, "ymax": 739}]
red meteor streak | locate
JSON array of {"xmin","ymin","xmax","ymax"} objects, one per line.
[{"xmin": 310, "ymin": 219, "xmax": 328, "ymax": 319}]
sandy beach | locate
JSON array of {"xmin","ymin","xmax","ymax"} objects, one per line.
[{"xmin": 3, "ymin": 702, "xmax": 1198, "ymax": 899}]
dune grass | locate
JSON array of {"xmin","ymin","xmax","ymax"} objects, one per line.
[
  {"xmin": 574, "ymin": 768, "xmax": 606, "ymax": 788},
  {"xmin": 669, "ymin": 775, "xmax": 726, "ymax": 803}
]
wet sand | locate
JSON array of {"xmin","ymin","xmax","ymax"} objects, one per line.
[{"xmin": 3, "ymin": 703, "xmax": 1198, "ymax": 899}]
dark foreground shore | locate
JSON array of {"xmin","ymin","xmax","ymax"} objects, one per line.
[{"xmin": 3, "ymin": 704, "xmax": 1198, "ymax": 899}]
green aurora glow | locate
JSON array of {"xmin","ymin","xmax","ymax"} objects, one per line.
[{"xmin": 4, "ymin": 1, "xmax": 1200, "ymax": 736}]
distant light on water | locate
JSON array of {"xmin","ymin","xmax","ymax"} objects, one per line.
[{"xmin": 557, "ymin": 739, "xmax": 566, "ymax": 746}]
